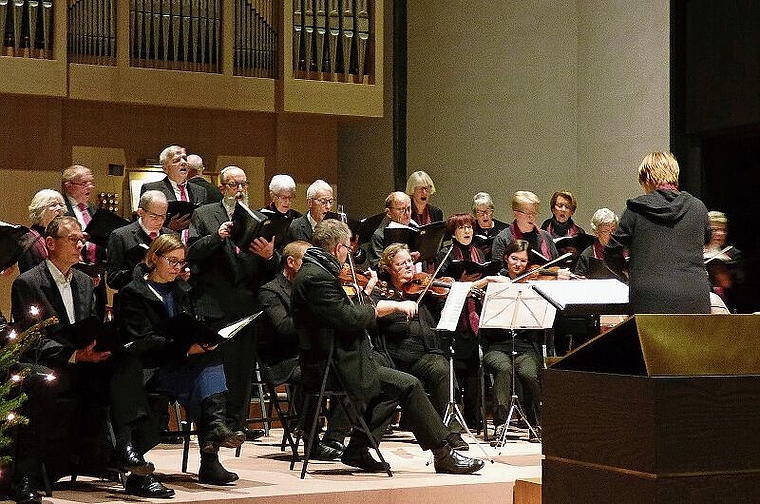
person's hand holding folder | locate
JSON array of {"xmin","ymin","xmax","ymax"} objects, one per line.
[{"xmin": 248, "ymin": 236, "xmax": 274, "ymax": 260}]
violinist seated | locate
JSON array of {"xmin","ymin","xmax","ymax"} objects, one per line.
[
  {"xmin": 480, "ymin": 239, "xmax": 544, "ymax": 432},
  {"xmin": 371, "ymin": 243, "xmax": 469, "ymax": 451},
  {"xmin": 259, "ymin": 240, "xmax": 347, "ymax": 461}
]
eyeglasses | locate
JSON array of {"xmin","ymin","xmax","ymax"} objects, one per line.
[
  {"xmin": 70, "ymin": 180, "xmax": 94, "ymax": 187},
  {"xmin": 457, "ymin": 225, "xmax": 473, "ymax": 230},
  {"xmin": 313, "ymin": 198, "xmax": 334, "ymax": 206},
  {"xmin": 54, "ymin": 234, "xmax": 87, "ymax": 245},
  {"xmin": 224, "ymin": 181, "xmax": 249, "ymax": 189},
  {"xmin": 159, "ymin": 255, "xmax": 187, "ymax": 268},
  {"xmin": 475, "ymin": 209, "xmax": 493, "ymax": 216},
  {"xmin": 391, "ymin": 206, "xmax": 412, "ymax": 213},
  {"xmin": 554, "ymin": 203, "xmax": 572, "ymax": 210},
  {"xmin": 339, "ymin": 243, "xmax": 354, "ymax": 253},
  {"xmin": 415, "ymin": 186, "xmax": 432, "ymax": 192},
  {"xmin": 143, "ymin": 210, "xmax": 167, "ymax": 219},
  {"xmin": 516, "ymin": 209, "xmax": 538, "ymax": 218}
]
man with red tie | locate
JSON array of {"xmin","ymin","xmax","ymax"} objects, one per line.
[
  {"xmin": 140, "ymin": 145, "xmax": 208, "ymax": 241},
  {"xmin": 62, "ymin": 164, "xmax": 107, "ymax": 320},
  {"xmin": 106, "ymin": 190, "xmax": 176, "ymax": 291}
]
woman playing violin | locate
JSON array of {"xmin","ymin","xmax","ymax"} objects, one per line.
[
  {"xmin": 481, "ymin": 239, "xmax": 543, "ymax": 431},
  {"xmin": 372, "ymin": 243, "xmax": 469, "ymax": 450}
]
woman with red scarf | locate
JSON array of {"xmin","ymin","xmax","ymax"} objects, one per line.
[
  {"xmin": 491, "ymin": 191, "xmax": 560, "ymax": 265},
  {"xmin": 575, "ymin": 208, "xmax": 618, "ymax": 277}
]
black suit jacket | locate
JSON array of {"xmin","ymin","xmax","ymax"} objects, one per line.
[
  {"xmin": 258, "ymin": 274, "xmax": 297, "ymax": 355},
  {"xmin": 106, "ymin": 221, "xmax": 175, "ymax": 290},
  {"xmin": 285, "ymin": 214, "xmax": 314, "ymax": 244},
  {"xmin": 140, "ymin": 177, "xmax": 208, "ymax": 206},
  {"xmin": 188, "ymin": 201, "xmax": 278, "ymax": 325},
  {"xmin": 64, "ymin": 198, "xmax": 106, "ymax": 263},
  {"xmin": 188, "ymin": 176, "xmax": 223, "ymax": 203},
  {"xmin": 118, "ymin": 275, "xmax": 195, "ymax": 368},
  {"xmin": 292, "ymin": 256, "xmax": 380, "ymax": 400},
  {"xmin": 11, "ymin": 261, "xmax": 96, "ymax": 367}
]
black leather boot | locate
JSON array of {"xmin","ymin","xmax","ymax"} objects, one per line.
[
  {"xmin": 200, "ymin": 393, "xmax": 245, "ymax": 454},
  {"xmin": 198, "ymin": 451, "xmax": 239, "ymax": 485}
]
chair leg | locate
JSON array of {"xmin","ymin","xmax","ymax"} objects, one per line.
[
  {"xmin": 299, "ymin": 360, "xmax": 332, "ymax": 479},
  {"xmin": 40, "ymin": 462, "xmax": 53, "ymax": 497}
]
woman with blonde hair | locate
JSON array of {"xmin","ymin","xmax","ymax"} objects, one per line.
[
  {"xmin": 406, "ymin": 170, "xmax": 443, "ymax": 225},
  {"xmin": 606, "ymin": 152, "xmax": 711, "ymax": 313},
  {"xmin": 18, "ymin": 189, "xmax": 66, "ymax": 272}
]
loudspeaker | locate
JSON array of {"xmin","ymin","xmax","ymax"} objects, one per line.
[{"xmin": 108, "ymin": 163, "xmax": 124, "ymax": 176}]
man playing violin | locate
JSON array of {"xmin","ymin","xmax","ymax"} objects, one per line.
[
  {"xmin": 373, "ymin": 244, "xmax": 469, "ymax": 451},
  {"xmin": 292, "ymin": 219, "xmax": 484, "ymax": 474}
]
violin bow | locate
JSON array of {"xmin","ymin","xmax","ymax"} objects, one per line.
[
  {"xmin": 415, "ymin": 245, "xmax": 453, "ymax": 308},
  {"xmin": 510, "ymin": 252, "xmax": 572, "ymax": 284}
]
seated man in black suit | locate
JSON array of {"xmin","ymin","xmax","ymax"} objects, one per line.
[
  {"xmin": 285, "ymin": 179, "xmax": 334, "ymax": 244},
  {"xmin": 106, "ymin": 190, "xmax": 175, "ymax": 290},
  {"xmin": 188, "ymin": 165, "xmax": 279, "ymax": 440},
  {"xmin": 292, "ymin": 219, "xmax": 484, "ymax": 474},
  {"xmin": 367, "ymin": 192, "xmax": 421, "ymax": 268},
  {"xmin": 187, "ymin": 154, "xmax": 223, "ymax": 204},
  {"xmin": 140, "ymin": 145, "xmax": 208, "ymax": 238},
  {"xmin": 11, "ymin": 216, "xmax": 173, "ymax": 502}
]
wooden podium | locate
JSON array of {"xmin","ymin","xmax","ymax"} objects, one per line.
[{"xmin": 542, "ymin": 314, "xmax": 760, "ymax": 503}]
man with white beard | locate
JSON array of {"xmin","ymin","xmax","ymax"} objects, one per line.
[{"xmin": 188, "ymin": 165, "xmax": 279, "ymax": 439}]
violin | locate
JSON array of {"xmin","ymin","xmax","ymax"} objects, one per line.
[
  {"xmin": 338, "ymin": 264, "xmax": 396, "ymax": 299},
  {"xmin": 400, "ymin": 272, "xmax": 456, "ymax": 298},
  {"xmin": 516, "ymin": 265, "xmax": 563, "ymax": 283}
]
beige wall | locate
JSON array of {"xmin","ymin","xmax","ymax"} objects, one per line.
[{"xmin": 338, "ymin": 0, "xmax": 670, "ymax": 228}]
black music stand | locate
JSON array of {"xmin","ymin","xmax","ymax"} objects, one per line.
[
  {"xmin": 479, "ymin": 283, "xmax": 556, "ymax": 451},
  {"xmin": 431, "ymin": 282, "xmax": 493, "ymax": 462}
]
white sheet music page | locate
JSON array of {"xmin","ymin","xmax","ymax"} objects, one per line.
[
  {"xmin": 530, "ymin": 278, "xmax": 629, "ymax": 309},
  {"xmin": 436, "ymin": 282, "xmax": 473, "ymax": 331}
]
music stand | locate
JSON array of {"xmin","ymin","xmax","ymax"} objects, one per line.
[{"xmin": 479, "ymin": 283, "xmax": 556, "ymax": 451}]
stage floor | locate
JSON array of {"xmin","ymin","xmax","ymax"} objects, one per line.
[{"xmin": 5, "ymin": 429, "xmax": 542, "ymax": 504}]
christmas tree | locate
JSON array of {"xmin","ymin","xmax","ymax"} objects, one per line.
[{"xmin": 0, "ymin": 317, "xmax": 58, "ymax": 465}]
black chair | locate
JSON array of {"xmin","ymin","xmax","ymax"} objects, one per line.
[{"xmin": 291, "ymin": 342, "xmax": 392, "ymax": 479}]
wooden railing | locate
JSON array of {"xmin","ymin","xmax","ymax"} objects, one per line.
[
  {"xmin": 2, "ymin": 0, "xmax": 54, "ymax": 58},
  {"xmin": 292, "ymin": 0, "xmax": 373, "ymax": 84}
]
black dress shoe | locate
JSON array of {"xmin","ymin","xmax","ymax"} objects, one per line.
[
  {"xmin": 433, "ymin": 447, "xmax": 485, "ymax": 475},
  {"xmin": 309, "ymin": 441, "xmax": 343, "ymax": 461},
  {"xmin": 322, "ymin": 439, "xmax": 346, "ymax": 452},
  {"xmin": 340, "ymin": 447, "xmax": 390, "ymax": 472},
  {"xmin": 245, "ymin": 428, "xmax": 266, "ymax": 441},
  {"xmin": 125, "ymin": 474, "xmax": 175, "ymax": 498},
  {"xmin": 112, "ymin": 444, "xmax": 155, "ymax": 476},
  {"xmin": 15, "ymin": 477, "xmax": 42, "ymax": 504},
  {"xmin": 198, "ymin": 454, "xmax": 239, "ymax": 485},
  {"xmin": 446, "ymin": 432, "xmax": 470, "ymax": 451}
]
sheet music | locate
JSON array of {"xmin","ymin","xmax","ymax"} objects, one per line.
[
  {"xmin": 479, "ymin": 283, "xmax": 556, "ymax": 329},
  {"xmin": 530, "ymin": 279, "xmax": 629, "ymax": 310},
  {"xmin": 436, "ymin": 282, "xmax": 473, "ymax": 331},
  {"xmin": 218, "ymin": 312, "xmax": 261, "ymax": 340}
]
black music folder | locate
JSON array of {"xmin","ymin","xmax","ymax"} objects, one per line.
[
  {"xmin": 0, "ymin": 221, "xmax": 33, "ymax": 271},
  {"xmin": 164, "ymin": 201, "xmax": 197, "ymax": 227},
  {"xmin": 73, "ymin": 261, "xmax": 107, "ymax": 278},
  {"xmin": 530, "ymin": 248, "xmax": 550, "ymax": 266},
  {"xmin": 84, "ymin": 209, "xmax": 130, "ymax": 248},
  {"xmin": 586, "ymin": 257, "xmax": 622, "ymax": 280},
  {"xmin": 56, "ymin": 316, "xmax": 122, "ymax": 353},
  {"xmin": 230, "ymin": 201, "xmax": 272, "ymax": 249},
  {"xmin": 384, "ymin": 221, "xmax": 446, "ymax": 263},
  {"xmin": 258, "ymin": 208, "xmax": 295, "ymax": 248},
  {"xmin": 554, "ymin": 233, "xmax": 597, "ymax": 256},
  {"xmin": 169, "ymin": 312, "xmax": 261, "ymax": 346},
  {"xmin": 126, "ymin": 243, "xmax": 151, "ymax": 267},
  {"xmin": 351, "ymin": 213, "xmax": 385, "ymax": 245},
  {"xmin": 445, "ymin": 259, "xmax": 502, "ymax": 279}
]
